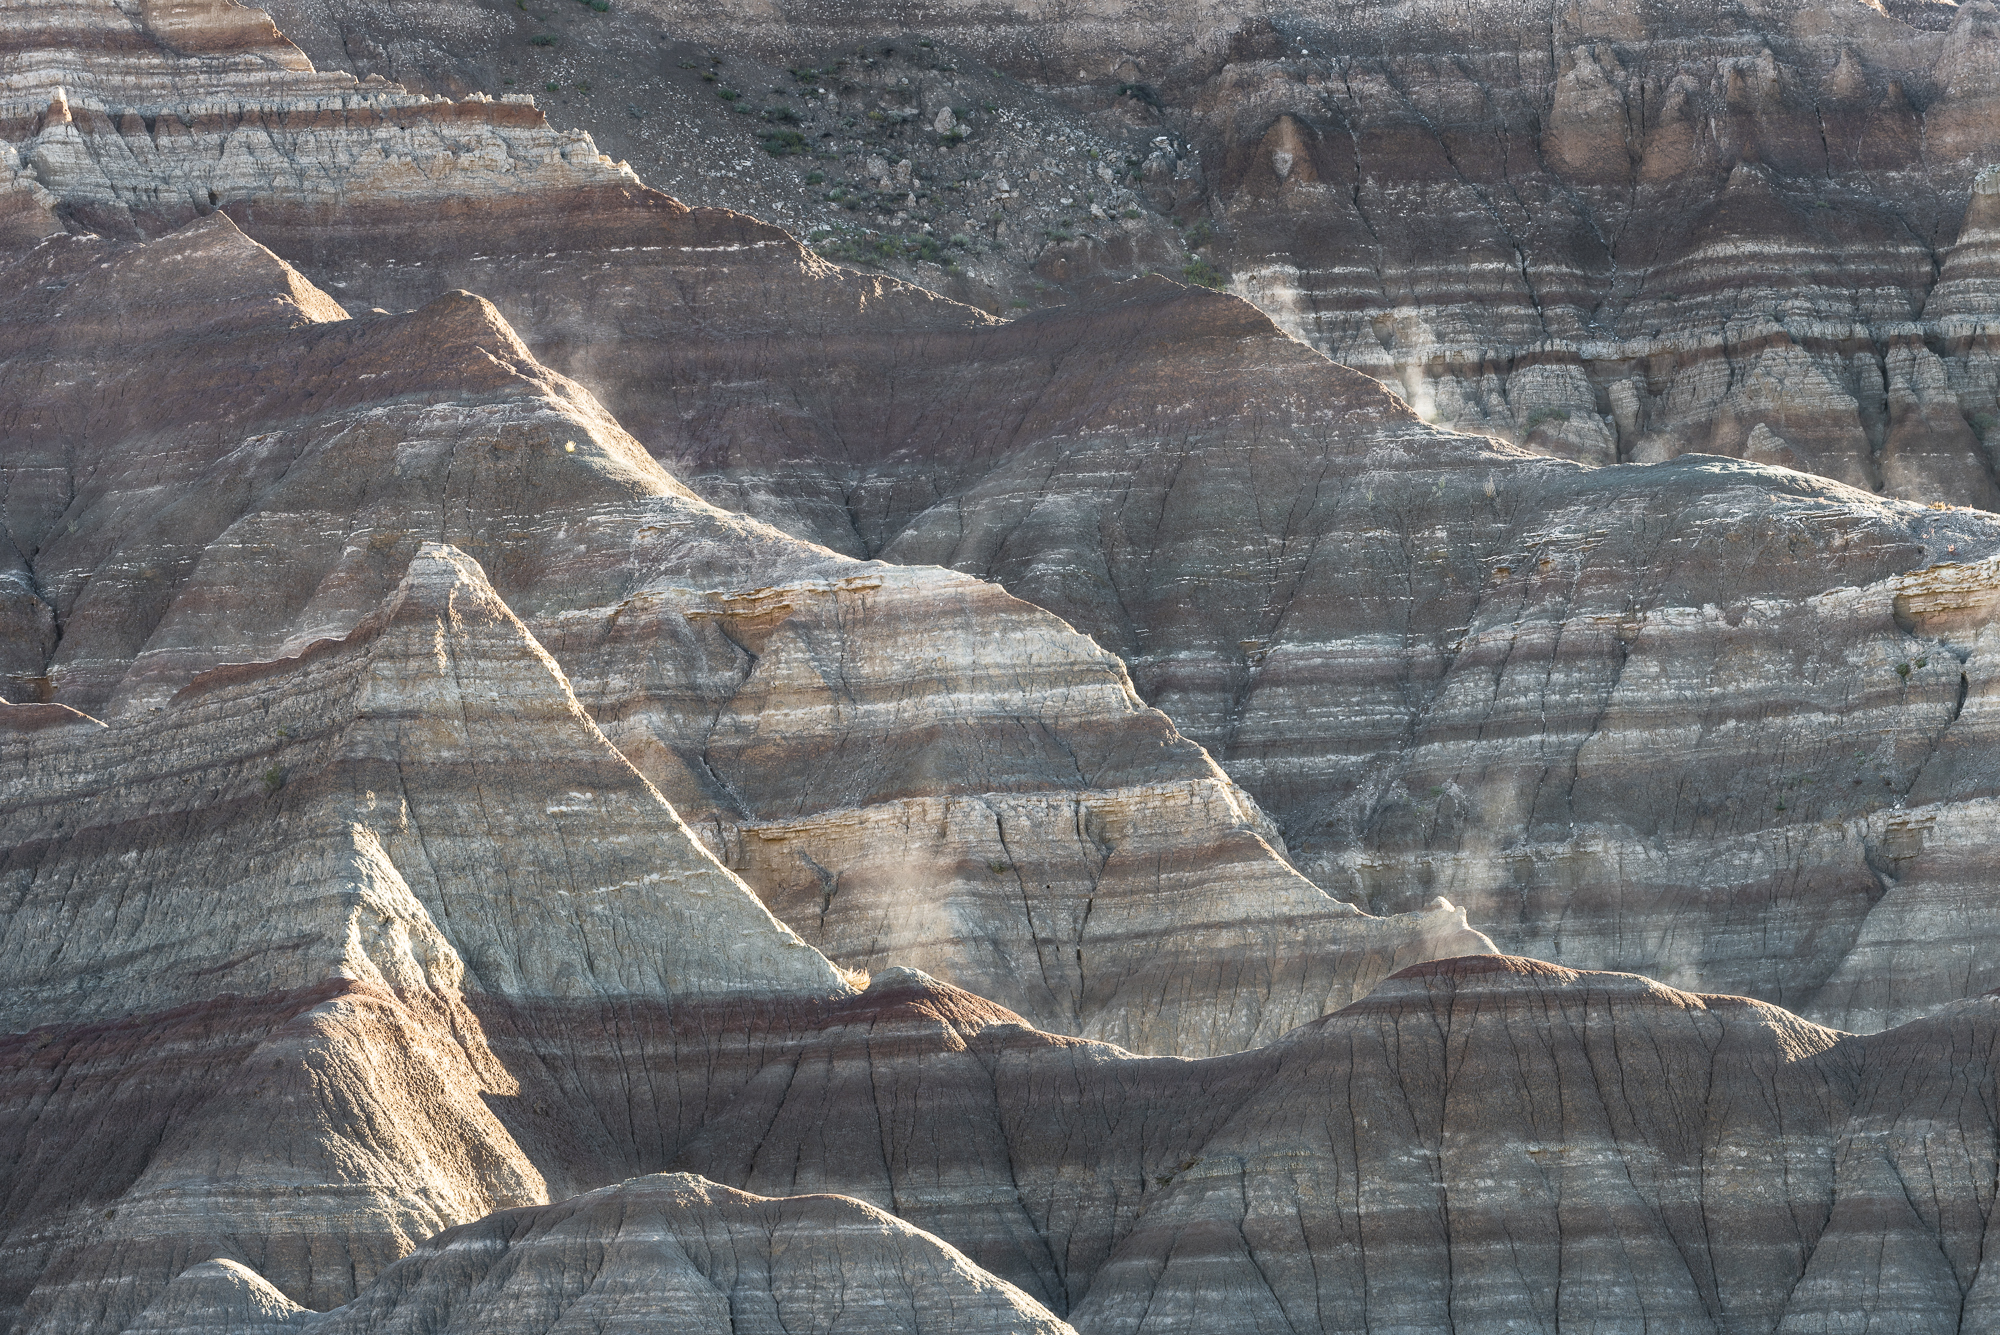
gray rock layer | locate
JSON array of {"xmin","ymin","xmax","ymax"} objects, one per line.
[{"xmin": 128, "ymin": 1176, "xmax": 1074, "ymax": 1335}]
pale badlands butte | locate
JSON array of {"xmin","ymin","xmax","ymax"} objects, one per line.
[{"xmin": 5, "ymin": 0, "xmax": 2000, "ymax": 1332}]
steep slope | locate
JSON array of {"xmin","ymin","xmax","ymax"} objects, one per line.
[
  {"xmin": 77, "ymin": 955, "xmax": 2000, "ymax": 1335},
  {"xmin": 0, "ymin": 205, "xmax": 1482, "ymax": 1059},
  {"xmin": 252, "ymin": 0, "xmax": 2000, "ymax": 502},
  {"xmin": 332, "ymin": 208, "xmax": 2000, "ymax": 1028},
  {"xmin": 10, "ymin": 0, "xmax": 2000, "ymax": 1028},
  {"xmin": 0, "ymin": 540, "xmax": 839, "ymax": 1332}
]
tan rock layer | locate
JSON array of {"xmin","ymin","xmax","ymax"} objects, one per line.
[{"xmin": 0, "ymin": 215, "xmax": 1480, "ymax": 1056}]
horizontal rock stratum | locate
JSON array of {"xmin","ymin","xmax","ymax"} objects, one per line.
[
  {"xmin": 8, "ymin": 1, "xmax": 2000, "ymax": 1333},
  {"xmin": 43, "ymin": 955, "xmax": 2000, "ymax": 1335},
  {"xmin": 247, "ymin": 0, "xmax": 2000, "ymax": 497}
]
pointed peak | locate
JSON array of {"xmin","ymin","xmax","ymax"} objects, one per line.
[
  {"xmin": 388, "ymin": 542, "xmax": 516, "ymax": 620},
  {"xmin": 123, "ymin": 1257, "xmax": 309, "ymax": 1335},
  {"xmin": 15, "ymin": 211, "xmax": 351, "ymax": 344},
  {"xmin": 863, "ymin": 964, "xmax": 948, "ymax": 994},
  {"xmin": 407, "ymin": 289, "xmax": 537, "ymax": 360},
  {"xmin": 853, "ymin": 965, "xmax": 1034, "ymax": 1034},
  {"xmin": 171, "ymin": 545, "xmax": 522, "ymax": 702}
]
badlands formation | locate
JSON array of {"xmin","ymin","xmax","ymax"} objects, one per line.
[{"xmin": 5, "ymin": 0, "xmax": 2000, "ymax": 1333}]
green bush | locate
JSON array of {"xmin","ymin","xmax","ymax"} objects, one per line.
[
  {"xmin": 759, "ymin": 128, "xmax": 807, "ymax": 156},
  {"xmin": 1181, "ymin": 256, "xmax": 1225, "ymax": 288}
]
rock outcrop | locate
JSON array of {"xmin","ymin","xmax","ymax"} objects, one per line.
[
  {"xmin": 19, "ymin": 4, "xmax": 2000, "ymax": 1334},
  {"xmin": 0, "ymin": 198, "xmax": 1484, "ymax": 1065},
  {"xmin": 11, "ymin": 0, "xmax": 2000, "ymax": 1035},
  {"xmin": 63, "ymin": 955, "xmax": 2000, "ymax": 1335},
  {"xmin": 128, "ymin": 1176, "xmax": 1075, "ymax": 1335},
  {"xmin": 345, "ymin": 204, "xmax": 2000, "ymax": 1029},
  {"xmin": 1198, "ymin": 0, "xmax": 2000, "ymax": 502},
  {"xmin": 254, "ymin": 0, "xmax": 2000, "ymax": 503}
]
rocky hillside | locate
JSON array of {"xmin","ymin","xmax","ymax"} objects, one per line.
[
  {"xmin": 263, "ymin": 0, "xmax": 2000, "ymax": 499},
  {"xmin": 184, "ymin": 0, "xmax": 2000, "ymax": 1029},
  {"xmin": 8, "ymin": 0, "xmax": 2000, "ymax": 1333}
]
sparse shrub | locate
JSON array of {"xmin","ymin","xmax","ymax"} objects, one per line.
[
  {"xmin": 528, "ymin": 32, "xmax": 556, "ymax": 45},
  {"xmin": 759, "ymin": 128, "xmax": 807, "ymax": 156},
  {"xmin": 1182, "ymin": 256, "xmax": 1225, "ymax": 288},
  {"xmin": 262, "ymin": 766, "xmax": 286, "ymax": 797}
]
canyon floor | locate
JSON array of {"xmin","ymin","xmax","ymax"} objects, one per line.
[{"xmin": 5, "ymin": 0, "xmax": 2000, "ymax": 1331}]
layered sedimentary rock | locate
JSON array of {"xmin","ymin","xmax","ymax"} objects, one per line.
[
  {"xmin": 23, "ymin": 5, "xmax": 2000, "ymax": 1332},
  {"xmin": 0, "ymin": 196, "xmax": 1483, "ymax": 1063},
  {"xmin": 234, "ymin": 0, "xmax": 2000, "ymax": 503},
  {"xmin": 87, "ymin": 955, "xmax": 2000, "ymax": 1335},
  {"xmin": 1198, "ymin": 0, "xmax": 2000, "ymax": 502},
  {"xmin": 0, "ymin": 0, "xmax": 634, "ymax": 237},
  {"xmin": 405, "ymin": 218, "xmax": 2000, "ymax": 1030},
  {"xmin": 127, "ymin": 1176, "xmax": 1075, "ymax": 1335},
  {"xmin": 0, "ymin": 537, "xmax": 829, "ymax": 1331},
  {"xmin": 13, "ymin": 0, "xmax": 2000, "ymax": 1030}
]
